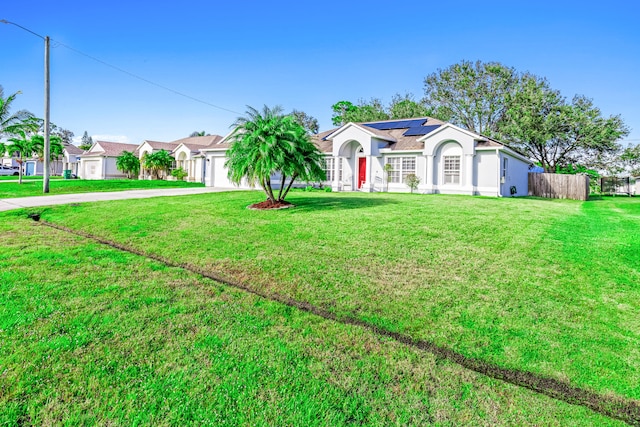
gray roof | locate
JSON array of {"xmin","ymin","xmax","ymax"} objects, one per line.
[
  {"xmin": 171, "ymin": 135, "xmax": 224, "ymax": 147},
  {"xmin": 312, "ymin": 117, "xmax": 449, "ymax": 153},
  {"xmin": 84, "ymin": 141, "xmax": 140, "ymax": 157},
  {"xmin": 63, "ymin": 143, "xmax": 84, "ymax": 155}
]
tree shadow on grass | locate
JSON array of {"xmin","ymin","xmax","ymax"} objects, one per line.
[{"xmin": 287, "ymin": 195, "xmax": 399, "ymax": 212}]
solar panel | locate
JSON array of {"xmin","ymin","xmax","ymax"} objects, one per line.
[
  {"xmin": 363, "ymin": 119, "xmax": 428, "ymax": 130},
  {"xmin": 402, "ymin": 125, "xmax": 441, "ymax": 136}
]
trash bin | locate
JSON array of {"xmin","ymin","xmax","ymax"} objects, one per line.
[{"xmin": 63, "ymin": 170, "xmax": 72, "ymax": 179}]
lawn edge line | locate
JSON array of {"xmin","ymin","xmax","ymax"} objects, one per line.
[{"xmin": 38, "ymin": 219, "xmax": 640, "ymax": 426}]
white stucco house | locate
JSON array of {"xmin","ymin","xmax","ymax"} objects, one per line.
[
  {"xmin": 79, "ymin": 141, "xmax": 140, "ymax": 180},
  {"xmin": 170, "ymin": 135, "xmax": 225, "ymax": 182},
  {"xmin": 199, "ymin": 117, "xmax": 532, "ymax": 196},
  {"xmin": 61, "ymin": 143, "xmax": 84, "ymax": 176}
]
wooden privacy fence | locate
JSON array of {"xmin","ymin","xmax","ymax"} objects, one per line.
[{"xmin": 528, "ymin": 173, "xmax": 590, "ymax": 201}]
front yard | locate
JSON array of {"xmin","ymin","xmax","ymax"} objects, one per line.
[
  {"xmin": 1, "ymin": 192, "xmax": 638, "ymax": 424},
  {"xmin": 0, "ymin": 179, "xmax": 204, "ymax": 198}
]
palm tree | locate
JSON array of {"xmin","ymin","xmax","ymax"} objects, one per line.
[
  {"xmin": 31, "ymin": 134, "xmax": 64, "ymax": 175},
  {"xmin": 0, "ymin": 86, "xmax": 35, "ymax": 138},
  {"xmin": 225, "ymin": 105, "xmax": 325, "ymax": 206},
  {"xmin": 189, "ymin": 130, "xmax": 208, "ymax": 137},
  {"xmin": 7, "ymin": 130, "xmax": 35, "ymax": 184},
  {"xmin": 116, "ymin": 151, "xmax": 140, "ymax": 179},
  {"xmin": 142, "ymin": 149, "xmax": 173, "ymax": 179}
]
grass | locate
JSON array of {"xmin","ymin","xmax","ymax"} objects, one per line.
[
  {"xmin": 0, "ymin": 175, "xmax": 63, "ymax": 181},
  {"xmin": 0, "ymin": 215, "xmax": 621, "ymax": 425},
  {"xmin": 27, "ymin": 192, "xmax": 640, "ymax": 405},
  {"xmin": 0, "ymin": 179, "xmax": 204, "ymax": 198}
]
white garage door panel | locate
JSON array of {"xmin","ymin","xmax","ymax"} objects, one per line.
[{"xmin": 213, "ymin": 157, "xmax": 231, "ymax": 187}]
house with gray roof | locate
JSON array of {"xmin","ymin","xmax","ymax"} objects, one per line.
[
  {"xmin": 79, "ymin": 141, "xmax": 140, "ymax": 179},
  {"xmin": 200, "ymin": 117, "xmax": 532, "ymax": 196}
]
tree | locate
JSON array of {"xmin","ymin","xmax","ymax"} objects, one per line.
[
  {"xmin": 51, "ymin": 125, "xmax": 74, "ymax": 145},
  {"xmin": 423, "ymin": 60, "xmax": 519, "ymax": 136},
  {"xmin": 116, "ymin": 151, "xmax": 140, "ymax": 179},
  {"xmin": 383, "ymin": 162, "xmax": 393, "ymax": 192},
  {"xmin": 620, "ymin": 144, "xmax": 640, "ymax": 176},
  {"xmin": 142, "ymin": 149, "xmax": 173, "ymax": 179},
  {"xmin": 500, "ymin": 75, "xmax": 629, "ymax": 172},
  {"xmin": 79, "ymin": 131, "xmax": 93, "ymax": 150},
  {"xmin": 31, "ymin": 134, "xmax": 64, "ymax": 175},
  {"xmin": 225, "ymin": 105, "xmax": 325, "ymax": 206},
  {"xmin": 290, "ymin": 110, "xmax": 319, "ymax": 134},
  {"xmin": 404, "ymin": 173, "xmax": 420, "ymax": 193},
  {"xmin": 331, "ymin": 99, "xmax": 390, "ymax": 126},
  {"xmin": 7, "ymin": 130, "xmax": 35, "ymax": 184},
  {"xmin": 0, "ymin": 85, "xmax": 36, "ymax": 138},
  {"xmin": 389, "ymin": 93, "xmax": 431, "ymax": 120},
  {"xmin": 189, "ymin": 131, "xmax": 209, "ymax": 137},
  {"xmin": 331, "ymin": 94, "xmax": 439, "ymax": 127}
]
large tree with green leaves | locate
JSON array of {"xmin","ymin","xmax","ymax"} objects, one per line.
[
  {"xmin": 500, "ymin": 75, "xmax": 629, "ymax": 172},
  {"xmin": 290, "ymin": 110, "xmax": 319, "ymax": 134},
  {"xmin": 226, "ymin": 105, "xmax": 325, "ymax": 206},
  {"xmin": 423, "ymin": 60, "xmax": 519, "ymax": 137},
  {"xmin": 116, "ymin": 151, "xmax": 140, "ymax": 179},
  {"xmin": 619, "ymin": 144, "xmax": 640, "ymax": 176},
  {"xmin": 142, "ymin": 149, "xmax": 173, "ymax": 179},
  {"xmin": 331, "ymin": 94, "xmax": 439, "ymax": 126}
]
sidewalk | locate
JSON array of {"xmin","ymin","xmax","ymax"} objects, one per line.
[{"xmin": 0, "ymin": 187, "xmax": 239, "ymax": 212}]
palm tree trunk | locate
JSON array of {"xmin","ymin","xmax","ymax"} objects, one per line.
[
  {"xmin": 280, "ymin": 173, "xmax": 299, "ymax": 201},
  {"xmin": 18, "ymin": 157, "xmax": 23, "ymax": 184},
  {"xmin": 260, "ymin": 177, "xmax": 275, "ymax": 202},
  {"xmin": 265, "ymin": 177, "xmax": 276, "ymax": 202},
  {"xmin": 277, "ymin": 172, "xmax": 287, "ymax": 201}
]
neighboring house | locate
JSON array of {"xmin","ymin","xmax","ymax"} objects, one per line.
[
  {"xmin": 199, "ymin": 117, "xmax": 532, "ymax": 196},
  {"xmin": 137, "ymin": 140, "xmax": 179, "ymax": 179},
  {"xmin": 79, "ymin": 141, "xmax": 140, "ymax": 179},
  {"xmin": 171, "ymin": 135, "xmax": 224, "ymax": 182},
  {"xmin": 62, "ymin": 143, "xmax": 84, "ymax": 177}
]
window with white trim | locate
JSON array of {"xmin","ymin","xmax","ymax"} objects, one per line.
[
  {"xmin": 385, "ymin": 157, "xmax": 416, "ymax": 183},
  {"xmin": 323, "ymin": 157, "xmax": 342, "ymax": 182},
  {"xmin": 443, "ymin": 156, "xmax": 461, "ymax": 184}
]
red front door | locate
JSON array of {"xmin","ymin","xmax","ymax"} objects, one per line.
[{"xmin": 358, "ymin": 157, "xmax": 366, "ymax": 189}]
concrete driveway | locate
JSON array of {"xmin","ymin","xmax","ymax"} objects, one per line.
[{"xmin": 0, "ymin": 187, "xmax": 240, "ymax": 212}]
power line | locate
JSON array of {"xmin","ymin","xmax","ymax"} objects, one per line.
[{"xmin": 2, "ymin": 19, "xmax": 243, "ymax": 116}]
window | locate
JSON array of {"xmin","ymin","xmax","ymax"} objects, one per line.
[
  {"xmin": 502, "ymin": 157, "xmax": 508, "ymax": 179},
  {"xmin": 443, "ymin": 156, "xmax": 460, "ymax": 184},
  {"xmin": 323, "ymin": 157, "xmax": 342, "ymax": 182},
  {"xmin": 385, "ymin": 157, "xmax": 416, "ymax": 183}
]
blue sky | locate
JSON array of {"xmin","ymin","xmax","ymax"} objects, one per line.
[{"xmin": 2, "ymin": 0, "xmax": 639, "ymax": 146}]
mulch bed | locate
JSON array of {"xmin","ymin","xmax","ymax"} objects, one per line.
[{"xmin": 248, "ymin": 200, "xmax": 295, "ymax": 210}]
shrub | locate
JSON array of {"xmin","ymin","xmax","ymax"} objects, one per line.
[
  {"xmin": 171, "ymin": 167, "xmax": 188, "ymax": 181},
  {"xmin": 404, "ymin": 173, "xmax": 420, "ymax": 193},
  {"xmin": 324, "ymin": 187, "xmax": 332, "ymax": 192}
]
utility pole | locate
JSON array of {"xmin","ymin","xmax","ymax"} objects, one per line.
[
  {"xmin": 1, "ymin": 20, "xmax": 51, "ymax": 193},
  {"xmin": 43, "ymin": 36, "xmax": 50, "ymax": 193}
]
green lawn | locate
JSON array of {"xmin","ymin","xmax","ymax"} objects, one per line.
[
  {"xmin": 0, "ymin": 175, "xmax": 63, "ymax": 181},
  {"xmin": 0, "ymin": 213, "xmax": 621, "ymax": 425},
  {"xmin": 0, "ymin": 179, "xmax": 204, "ymax": 198},
  {"xmin": 2, "ymin": 192, "xmax": 639, "ymax": 423}
]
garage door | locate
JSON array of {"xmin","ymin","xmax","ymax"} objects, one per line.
[{"xmin": 213, "ymin": 157, "xmax": 231, "ymax": 187}]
